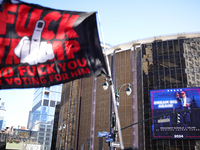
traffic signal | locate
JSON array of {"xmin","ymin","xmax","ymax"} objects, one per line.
[{"xmin": 175, "ymin": 113, "xmax": 180, "ymax": 124}]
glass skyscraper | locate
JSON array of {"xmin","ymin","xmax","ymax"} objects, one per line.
[
  {"xmin": 29, "ymin": 84, "xmax": 62, "ymax": 150},
  {"xmin": 0, "ymin": 102, "xmax": 6, "ymax": 130}
]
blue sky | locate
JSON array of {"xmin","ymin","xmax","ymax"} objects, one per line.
[{"xmin": 0, "ymin": 0, "xmax": 200, "ymax": 128}]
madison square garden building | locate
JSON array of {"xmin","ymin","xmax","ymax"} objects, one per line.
[{"xmin": 55, "ymin": 33, "xmax": 200, "ymax": 150}]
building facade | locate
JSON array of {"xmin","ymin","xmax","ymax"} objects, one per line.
[
  {"xmin": 56, "ymin": 33, "xmax": 200, "ymax": 150},
  {"xmin": 0, "ymin": 102, "xmax": 6, "ymax": 130},
  {"xmin": 50, "ymin": 103, "xmax": 60, "ymax": 150},
  {"xmin": 29, "ymin": 85, "xmax": 62, "ymax": 150},
  {"xmin": 137, "ymin": 35, "xmax": 200, "ymax": 150},
  {"xmin": 56, "ymin": 80, "xmax": 80, "ymax": 150},
  {"xmin": 27, "ymin": 110, "xmax": 32, "ymax": 130}
]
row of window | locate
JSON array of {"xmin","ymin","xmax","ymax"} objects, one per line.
[
  {"xmin": 39, "ymin": 128, "xmax": 52, "ymax": 132},
  {"xmin": 39, "ymin": 136, "xmax": 51, "ymax": 141},
  {"xmin": 38, "ymin": 141, "xmax": 50, "ymax": 146},
  {"xmin": 40, "ymin": 124, "xmax": 52, "ymax": 128},
  {"xmin": 43, "ymin": 100, "xmax": 60, "ymax": 107},
  {"xmin": 39, "ymin": 132, "xmax": 51, "ymax": 137},
  {"xmin": 32, "ymin": 100, "xmax": 60, "ymax": 113},
  {"xmin": 44, "ymin": 91, "xmax": 61, "ymax": 100}
]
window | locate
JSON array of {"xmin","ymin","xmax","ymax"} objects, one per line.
[
  {"xmin": 39, "ymin": 128, "xmax": 45, "ymax": 132},
  {"xmin": 41, "ymin": 116, "xmax": 47, "ymax": 122},
  {"xmin": 44, "ymin": 92, "xmax": 49, "ymax": 99},
  {"xmin": 45, "ymin": 142, "xmax": 50, "ymax": 146},
  {"xmin": 43, "ymin": 100, "xmax": 49, "ymax": 106},
  {"xmin": 50, "ymin": 100, "xmax": 55, "ymax": 107},
  {"xmin": 39, "ymin": 133, "xmax": 44, "ymax": 136},
  {"xmin": 39, "ymin": 141, "xmax": 43, "ymax": 145},
  {"xmin": 39, "ymin": 137, "xmax": 44, "ymax": 140},
  {"xmin": 192, "ymin": 76, "xmax": 195, "ymax": 81},
  {"xmin": 46, "ymin": 129, "xmax": 51, "ymax": 132},
  {"xmin": 40, "ymin": 125, "xmax": 45, "ymax": 127},
  {"xmin": 197, "ymin": 74, "xmax": 199, "ymax": 79}
]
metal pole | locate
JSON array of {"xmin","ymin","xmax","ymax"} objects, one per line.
[
  {"xmin": 119, "ymin": 108, "xmax": 200, "ymax": 131},
  {"xmin": 59, "ymin": 129, "xmax": 62, "ymax": 150},
  {"xmin": 87, "ymin": 139, "xmax": 90, "ymax": 150},
  {"xmin": 97, "ymin": 11, "xmax": 124, "ymax": 150},
  {"xmin": 113, "ymin": 84, "xmax": 129, "ymax": 150}
]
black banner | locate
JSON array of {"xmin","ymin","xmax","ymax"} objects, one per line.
[{"xmin": 0, "ymin": 0, "xmax": 108, "ymax": 89}]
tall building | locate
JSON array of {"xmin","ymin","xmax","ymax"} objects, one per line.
[
  {"xmin": 0, "ymin": 102, "xmax": 6, "ymax": 130},
  {"xmin": 137, "ymin": 34, "xmax": 200, "ymax": 150},
  {"xmin": 56, "ymin": 81, "xmax": 80, "ymax": 150},
  {"xmin": 27, "ymin": 110, "xmax": 32, "ymax": 129},
  {"xmin": 55, "ymin": 32, "xmax": 200, "ymax": 150},
  {"xmin": 29, "ymin": 85, "xmax": 62, "ymax": 150}
]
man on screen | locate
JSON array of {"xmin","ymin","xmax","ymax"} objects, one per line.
[{"xmin": 176, "ymin": 91, "xmax": 192, "ymax": 124}]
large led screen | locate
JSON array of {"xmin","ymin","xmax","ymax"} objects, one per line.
[{"xmin": 150, "ymin": 87, "xmax": 200, "ymax": 139}]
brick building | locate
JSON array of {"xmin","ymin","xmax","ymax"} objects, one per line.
[{"xmin": 55, "ymin": 32, "xmax": 200, "ymax": 150}]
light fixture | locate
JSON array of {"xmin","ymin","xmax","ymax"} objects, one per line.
[
  {"xmin": 125, "ymin": 84, "xmax": 132, "ymax": 96},
  {"xmin": 59, "ymin": 123, "xmax": 66, "ymax": 150},
  {"xmin": 102, "ymin": 79, "xmax": 109, "ymax": 90},
  {"xmin": 59, "ymin": 126, "xmax": 62, "ymax": 131},
  {"xmin": 59, "ymin": 124, "xmax": 66, "ymax": 131}
]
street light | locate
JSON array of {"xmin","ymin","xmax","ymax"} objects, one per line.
[
  {"xmin": 125, "ymin": 84, "xmax": 132, "ymax": 96},
  {"xmin": 103, "ymin": 80, "xmax": 132, "ymax": 150},
  {"xmin": 102, "ymin": 78, "xmax": 111, "ymax": 90},
  {"xmin": 59, "ymin": 124, "xmax": 66, "ymax": 150},
  {"xmin": 114, "ymin": 84, "xmax": 132, "ymax": 149},
  {"xmin": 103, "ymin": 79, "xmax": 132, "ymax": 96},
  {"xmin": 103, "ymin": 81, "xmax": 132, "ymax": 106},
  {"xmin": 116, "ymin": 83, "xmax": 132, "ymax": 97}
]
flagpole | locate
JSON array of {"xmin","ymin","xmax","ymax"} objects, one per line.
[{"xmin": 96, "ymin": 11, "xmax": 124, "ymax": 150}]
